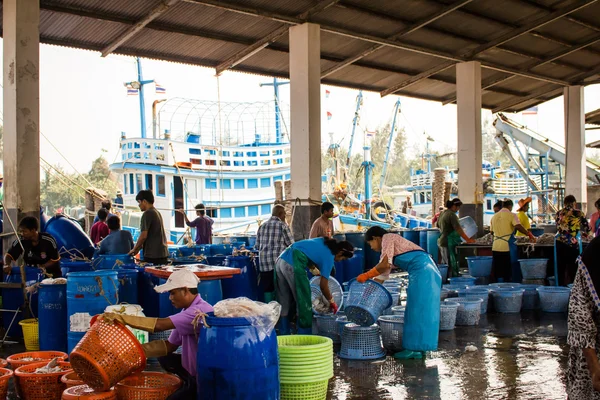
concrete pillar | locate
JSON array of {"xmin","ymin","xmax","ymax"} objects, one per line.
[
  {"xmin": 3, "ymin": 0, "xmax": 41, "ymax": 251},
  {"xmin": 456, "ymin": 61, "xmax": 483, "ymax": 234},
  {"xmin": 289, "ymin": 23, "xmax": 322, "ymax": 240},
  {"xmin": 564, "ymin": 85, "xmax": 587, "ymax": 211}
]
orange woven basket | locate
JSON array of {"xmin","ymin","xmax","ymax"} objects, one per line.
[
  {"xmin": 61, "ymin": 371, "xmax": 85, "ymax": 388},
  {"xmin": 0, "ymin": 368, "xmax": 14, "ymax": 400},
  {"xmin": 7, "ymin": 351, "xmax": 69, "ymax": 370},
  {"xmin": 14, "ymin": 361, "xmax": 72, "ymax": 400},
  {"xmin": 0, "ymin": 359, "xmax": 7, "ymax": 369},
  {"xmin": 61, "ymin": 385, "xmax": 117, "ymax": 399},
  {"xmin": 70, "ymin": 315, "xmax": 147, "ymax": 392},
  {"xmin": 115, "ymin": 372, "xmax": 181, "ymax": 400}
]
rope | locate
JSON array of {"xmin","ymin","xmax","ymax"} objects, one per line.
[
  {"xmin": 94, "ymin": 275, "xmax": 119, "ymax": 306},
  {"xmin": 192, "ymin": 311, "xmax": 210, "ymax": 340}
]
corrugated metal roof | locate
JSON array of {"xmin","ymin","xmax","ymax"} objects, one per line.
[
  {"xmin": 4, "ymin": 0, "xmax": 599, "ymax": 112},
  {"xmin": 587, "ymin": 108, "xmax": 600, "ymax": 126}
]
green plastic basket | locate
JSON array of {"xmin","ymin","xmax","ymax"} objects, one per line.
[
  {"xmin": 278, "ymin": 335, "xmax": 332, "ymax": 352},
  {"xmin": 279, "ymin": 358, "xmax": 332, "ymax": 367},
  {"xmin": 281, "ymin": 379, "xmax": 329, "ymax": 400}
]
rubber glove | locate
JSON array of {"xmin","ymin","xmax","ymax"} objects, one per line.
[
  {"xmin": 357, "ymin": 267, "xmax": 381, "ymax": 283},
  {"xmin": 142, "ymin": 340, "xmax": 169, "ymax": 358},
  {"xmin": 329, "ymin": 300, "xmax": 339, "ymax": 314},
  {"xmin": 102, "ymin": 312, "xmax": 158, "ymax": 333}
]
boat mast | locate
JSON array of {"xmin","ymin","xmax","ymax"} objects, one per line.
[
  {"xmin": 379, "ymin": 99, "xmax": 402, "ymax": 192},
  {"xmin": 346, "ymin": 91, "xmax": 363, "ymax": 168},
  {"xmin": 259, "ymin": 78, "xmax": 290, "ymax": 143},
  {"xmin": 125, "ymin": 57, "xmax": 157, "ymax": 139}
]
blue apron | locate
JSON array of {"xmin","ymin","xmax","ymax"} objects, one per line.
[
  {"xmin": 392, "ymin": 250, "xmax": 441, "ymax": 352},
  {"xmin": 493, "ymin": 232, "xmax": 519, "ymax": 282}
]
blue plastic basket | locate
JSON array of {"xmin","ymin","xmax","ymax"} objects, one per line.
[
  {"xmin": 466, "ymin": 256, "xmax": 493, "ymax": 277},
  {"xmin": 314, "ymin": 315, "xmax": 340, "ymax": 344},
  {"xmin": 489, "ymin": 282, "xmax": 522, "ymax": 289},
  {"xmin": 448, "ymin": 276, "xmax": 477, "ymax": 286},
  {"xmin": 437, "ymin": 264, "xmax": 449, "ymax": 283},
  {"xmin": 382, "ymin": 292, "xmax": 400, "ymax": 316},
  {"xmin": 339, "ymin": 324, "xmax": 385, "ymax": 360},
  {"xmin": 378, "ymin": 315, "xmax": 404, "ymax": 352},
  {"xmin": 458, "ymin": 288, "xmax": 490, "ymax": 314},
  {"xmin": 439, "ymin": 302, "xmax": 459, "ymax": 331},
  {"xmin": 336, "ymin": 315, "xmax": 350, "ymax": 336},
  {"xmin": 520, "ymin": 284, "xmax": 542, "ymax": 310},
  {"xmin": 537, "ymin": 286, "xmax": 571, "ymax": 312},
  {"xmin": 518, "ymin": 258, "xmax": 548, "ymax": 279},
  {"xmin": 490, "ymin": 288, "xmax": 524, "ymax": 313},
  {"xmin": 310, "ymin": 276, "xmax": 344, "ymax": 314},
  {"xmin": 345, "ymin": 279, "xmax": 393, "ymax": 326},
  {"xmin": 444, "ymin": 298, "xmax": 482, "ymax": 326}
]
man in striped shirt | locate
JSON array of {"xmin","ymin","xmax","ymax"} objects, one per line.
[{"xmin": 255, "ymin": 205, "xmax": 294, "ymax": 302}]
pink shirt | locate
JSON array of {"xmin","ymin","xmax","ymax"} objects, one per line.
[
  {"xmin": 168, "ymin": 295, "xmax": 214, "ymax": 377},
  {"xmin": 377, "ymin": 233, "xmax": 422, "ymax": 280}
]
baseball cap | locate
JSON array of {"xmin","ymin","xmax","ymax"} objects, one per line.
[{"xmin": 154, "ymin": 269, "xmax": 199, "ymax": 293}]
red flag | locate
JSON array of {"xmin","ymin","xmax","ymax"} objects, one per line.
[{"xmin": 327, "ymin": 111, "xmax": 332, "ymax": 120}]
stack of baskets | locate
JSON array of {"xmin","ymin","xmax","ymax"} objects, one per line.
[
  {"xmin": 278, "ymin": 335, "xmax": 333, "ymax": 400},
  {"xmin": 339, "ymin": 324, "xmax": 385, "ymax": 360},
  {"xmin": 62, "ymin": 385, "xmax": 117, "ymax": 399},
  {"xmin": 14, "ymin": 360, "xmax": 72, "ymax": 400},
  {"xmin": 378, "ymin": 315, "xmax": 404, "ymax": 353}
]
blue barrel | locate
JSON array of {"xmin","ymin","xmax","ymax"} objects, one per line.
[
  {"xmin": 222, "ymin": 256, "xmax": 258, "ymax": 300},
  {"xmin": 408, "ymin": 218, "xmax": 419, "ymax": 229},
  {"xmin": 44, "ymin": 214, "xmax": 95, "ymax": 259},
  {"xmin": 3, "ymin": 267, "xmax": 43, "ymax": 337},
  {"xmin": 198, "ymin": 280, "xmax": 223, "ymax": 305},
  {"xmin": 67, "ymin": 270, "xmax": 119, "ymax": 352},
  {"xmin": 172, "ymin": 245, "xmax": 208, "ymax": 258},
  {"xmin": 394, "ymin": 215, "xmax": 409, "ymax": 228},
  {"xmin": 137, "ymin": 268, "xmax": 156, "ymax": 317},
  {"xmin": 157, "ymin": 278, "xmax": 179, "ymax": 317},
  {"xmin": 344, "ymin": 232, "xmax": 366, "ymax": 250},
  {"xmin": 117, "ymin": 268, "xmax": 139, "ymax": 304},
  {"xmin": 205, "ymin": 256, "xmax": 226, "ymax": 266},
  {"xmin": 427, "ymin": 229, "xmax": 441, "ymax": 264},
  {"xmin": 247, "ymin": 236, "xmax": 257, "ymax": 249},
  {"xmin": 403, "ymin": 230, "xmax": 420, "ymax": 246},
  {"xmin": 92, "ymin": 254, "xmax": 134, "ymax": 270},
  {"xmin": 333, "ymin": 260, "xmax": 345, "ymax": 285},
  {"xmin": 333, "ymin": 233, "xmax": 346, "ymax": 241},
  {"xmin": 344, "ymin": 248, "xmax": 365, "ymax": 282},
  {"xmin": 419, "ymin": 231, "xmax": 428, "ymax": 253},
  {"xmin": 209, "ymin": 244, "xmax": 240, "ymax": 256},
  {"xmin": 197, "ymin": 315, "xmax": 279, "ymax": 400},
  {"xmin": 364, "ymin": 243, "xmax": 381, "ymax": 270},
  {"xmin": 60, "ymin": 260, "xmax": 92, "ymax": 277},
  {"xmin": 38, "ymin": 283, "xmax": 67, "ymax": 352}
]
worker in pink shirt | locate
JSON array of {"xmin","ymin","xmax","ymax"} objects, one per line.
[{"xmin": 103, "ymin": 269, "xmax": 213, "ymax": 399}]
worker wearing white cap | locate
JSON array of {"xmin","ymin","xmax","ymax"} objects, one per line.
[
  {"xmin": 103, "ymin": 269, "xmax": 213, "ymax": 399},
  {"xmin": 114, "ymin": 190, "xmax": 124, "ymax": 210}
]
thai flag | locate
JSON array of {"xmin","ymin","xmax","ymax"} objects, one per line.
[
  {"xmin": 366, "ymin": 130, "xmax": 375, "ymax": 138},
  {"xmin": 522, "ymin": 106, "xmax": 538, "ymax": 115},
  {"xmin": 325, "ymin": 90, "xmax": 330, "ymax": 98},
  {"xmin": 126, "ymin": 84, "xmax": 138, "ymax": 96},
  {"xmin": 155, "ymin": 82, "xmax": 166, "ymax": 95},
  {"xmin": 327, "ymin": 111, "xmax": 332, "ymax": 120}
]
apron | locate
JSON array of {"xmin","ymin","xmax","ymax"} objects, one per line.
[
  {"xmin": 447, "ymin": 231, "xmax": 462, "ymax": 277},
  {"xmin": 393, "ymin": 250, "xmax": 441, "ymax": 352},
  {"xmin": 290, "ymin": 249, "xmax": 314, "ymax": 329},
  {"xmin": 492, "ymin": 232, "xmax": 518, "ymax": 282}
]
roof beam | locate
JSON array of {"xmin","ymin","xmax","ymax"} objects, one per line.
[
  {"xmin": 214, "ymin": 0, "xmax": 340, "ymax": 75},
  {"xmin": 492, "ymin": 85, "xmax": 563, "ymax": 113},
  {"xmin": 379, "ymin": 0, "xmax": 596, "ymax": 97},
  {"xmin": 321, "ymin": 0, "xmax": 473, "ymax": 78},
  {"xmin": 100, "ymin": 0, "xmax": 180, "ymax": 57},
  {"xmin": 187, "ymin": 0, "xmax": 575, "ymax": 86}
]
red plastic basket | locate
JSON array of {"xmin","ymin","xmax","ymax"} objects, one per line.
[
  {"xmin": 0, "ymin": 359, "xmax": 7, "ymax": 369},
  {"xmin": 70, "ymin": 316, "xmax": 146, "ymax": 392},
  {"xmin": 115, "ymin": 372, "xmax": 181, "ymax": 400},
  {"xmin": 0, "ymin": 368, "xmax": 13, "ymax": 400},
  {"xmin": 61, "ymin": 371, "xmax": 85, "ymax": 388},
  {"xmin": 7, "ymin": 351, "xmax": 68, "ymax": 370},
  {"xmin": 14, "ymin": 361, "xmax": 72, "ymax": 400},
  {"xmin": 61, "ymin": 384, "xmax": 117, "ymax": 399}
]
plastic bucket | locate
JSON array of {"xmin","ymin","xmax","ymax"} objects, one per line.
[
  {"xmin": 519, "ymin": 258, "xmax": 548, "ymax": 279},
  {"xmin": 67, "ymin": 270, "xmax": 119, "ymax": 353},
  {"xmin": 197, "ymin": 316, "xmax": 279, "ymax": 400},
  {"xmin": 466, "ymin": 256, "xmax": 493, "ymax": 277},
  {"xmin": 38, "ymin": 283, "xmax": 67, "ymax": 352},
  {"xmin": 490, "ymin": 288, "xmax": 524, "ymax": 313},
  {"xmin": 437, "ymin": 264, "xmax": 449, "ymax": 283},
  {"xmin": 537, "ymin": 286, "xmax": 571, "ymax": 312},
  {"xmin": 222, "ymin": 256, "xmax": 258, "ymax": 300},
  {"xmin": 520, "ymin": 284, "xmax": 542, "ymax": 310},
  {"xmin": 448, "ymin": 276, "xmax": 477, "ymax": 286},
  {"xmin": 116, "ymin": 268, "xmax": 139, "ymax": 304},
  {"xmin": 444, "ymin": 298, "xmax": 482, "ymax": 326},
  {"xmin": 439, "ymin": 302, "xmax": 459, "ymax": 330},
  {"xmin": 19, "ymin": 319, "xmax": 39, "ymax": 351},
  {"xmin": 345, "ymin": 279, "xmax": 392, "ymax": 326},
  {"xmin": 3, "ymin": 266, "xmax": 44, "ymax": 337},
  {"xmin": 92, "ymin": 254, "xmax": 134, "ymax": 270},
  {"xmin": 458, "ymin": 288, "xmax": 490, "ymax": 314},
  {"xmin": 61, "ymin": 260, "xmax": 93, "ymax": 277}
]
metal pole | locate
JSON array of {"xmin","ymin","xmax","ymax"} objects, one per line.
[
  {"xmin": 137, "ymin": 58, "xmax": 147, "ymax": 139},
  {"xmin": 346, "ymin": 90, "xmax": 363, "ymax": 167},
  {"xmin": 379, "ymin": 99, "xmax": 401, "ymax": 192},
  {"xmin": 363, "ymin": 146, "xmax": 374, "ymax": 219}
]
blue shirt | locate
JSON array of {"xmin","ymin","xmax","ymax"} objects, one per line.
[
  {"xmin": 94, "ymin": 230, "xmax": 134, "ymax": 257},
  {"xmin": 280, "ymin": 238, "xmax": 335, "ymax": 279}
]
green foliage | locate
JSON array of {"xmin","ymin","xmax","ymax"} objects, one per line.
[{"xmin": 41, "ymin": 154, "xmax": 117, "ymax": 211}]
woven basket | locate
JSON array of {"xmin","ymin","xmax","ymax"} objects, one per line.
[
  {"xmin": 19, "ymin": 318, "xmax": 40, "ymax": 351},
  {"xmin": 70, "ymin": 316, "xmax": 146, "ymax": 392},
  {"xmin": 61, "ymin": 385, "xmax": 117, "ymax": 399},
  {"xmin": 0, "ymin": 368, "xmax": 13, "ymax": 400},
  {"xmin": 0, "ymin": 360, "xmax": 6, "ymax": 369},
  {"xmin": 115, "ymin": 372, "xmax": 181, "ymax": 400},
  {"xmin": 14, "ymin": 361, "xmax": 72, "ymax": 400},
  {"xmin": 61, "ymin": 371, "xmax": 85, "ymax": 388},
  {"xmin": 7, "ymin": 351, "xmax": 69, "ymax": 370}
]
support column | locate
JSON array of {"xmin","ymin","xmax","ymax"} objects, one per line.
[
  {"xmin": 456, "ymin": 61, "xmax": 483, "ymax": 235},
  {"xmin": 564, "ymin": 85, "xmax": 587, "ymax": 211},
  {"xmin": 289, "ymin": 23, "xmax": 322, "ymax": 240},
  {"xmin": 3, "ymin": 0, "xmax": 41, "ymax": 251}
]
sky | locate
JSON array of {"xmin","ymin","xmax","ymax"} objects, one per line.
[{"xmin": 1, "ymin": 42, "xmax": 599, "ymax": 175}]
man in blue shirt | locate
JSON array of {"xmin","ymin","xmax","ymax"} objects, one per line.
[
  {"xmin": 114, "ymin": 190, "xmax": 124, "ymax": 210},
  {"xmin": 94, "ymin": 215, "xmax": 134, "ymax": 257}
]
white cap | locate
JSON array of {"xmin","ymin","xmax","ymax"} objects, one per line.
[{"xmin": 154, "ymin": 269, "xmax": 199, "ymax": 293}]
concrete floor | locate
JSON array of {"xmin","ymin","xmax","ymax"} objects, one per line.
[{"xmin": 328, "ymin": 311, "xmax": 569, "ymax": 400}]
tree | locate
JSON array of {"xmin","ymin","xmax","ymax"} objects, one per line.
[
  {"xmin": 87, "ymin": 154, "xmax": 117, "ymax": 197},
  {"xmin": 40, "ymin": 166, "xmax": 84, "ymax": 212}
]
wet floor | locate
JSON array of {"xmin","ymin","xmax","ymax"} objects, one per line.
[{"xmin": 328, "ymin": 311, "xmax": 569, "ymax": 400}]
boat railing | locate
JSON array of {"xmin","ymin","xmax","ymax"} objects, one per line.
[
  {"xmin": 119, "ymin": 138, "xmax": 291, "ymax": 171},
  {"xmin": 491, "ymin": 176, "xmax": 541, "ymax": 195}
]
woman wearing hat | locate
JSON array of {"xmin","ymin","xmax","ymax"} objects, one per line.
[{"xmin": 516, "ymin": 197, "xmax": 533, "ymax": 237}]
